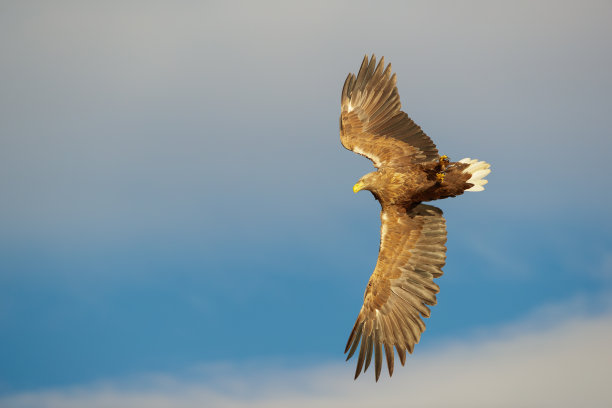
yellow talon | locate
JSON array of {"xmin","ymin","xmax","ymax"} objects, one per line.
[
  {"xmin": 439, "ymin": 155, "xmax": 450, "ymax": 173},
  {"xmin": 436, "ymin": 172, "xmax": 445, "ymax": 183}
]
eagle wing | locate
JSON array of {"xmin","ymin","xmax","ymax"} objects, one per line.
[
  {"xmin": 345, "ymin": 204, "xmax": 447, "ymax": 381},
  {"xmin": 340, "ymin": 55, "xmax": 439, "ymax": 168}
]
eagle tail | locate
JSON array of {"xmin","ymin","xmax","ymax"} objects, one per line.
[{"xmin": 459, "ymin": 158, "xmax": 491, "ymax": 192}]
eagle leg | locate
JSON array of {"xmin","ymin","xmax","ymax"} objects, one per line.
[
  {"xmin": 438, "ymin": 155, "xmax": 450, "ymax": 169},
  {"xmin": 436, "ymin": 155, "xmax": 450, "ymax": 183}
]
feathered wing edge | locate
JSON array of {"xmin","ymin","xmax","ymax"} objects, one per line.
[
  {"xmin": 345, "ymin": 204, "xmax": 447, "ymax": 381},
  {"xmin": 340, "ymin": 55, "xmax": 439, "ymax": 166}
]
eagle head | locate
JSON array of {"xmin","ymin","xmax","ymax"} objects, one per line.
[{"xmin": 353, "ymin": 171, "xmax": 382, "ymax": 194}]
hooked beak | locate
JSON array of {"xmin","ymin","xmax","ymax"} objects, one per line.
[{"xmin": 353, "ymin": 182, "xmax": 365, "ymax": 193}]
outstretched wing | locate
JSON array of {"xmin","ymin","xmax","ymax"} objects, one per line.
[
  {"xmin": 340, "ymin": 55, "xmax": 439, "ymax": 168},
  {"xmin": 345, "ymin": 204, "xmax": 447, "ymax": 381}
]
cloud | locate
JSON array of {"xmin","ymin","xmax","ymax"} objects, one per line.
[
  {"xmin": 1, "ymin": 0, "xmax": 611, "ymax": 245},
  {"xmin": 3, "ymin": 298, "xmax": 611, "ymax": 408}
]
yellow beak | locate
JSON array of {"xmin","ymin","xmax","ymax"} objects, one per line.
[{"xmin": 353, "ymin": 182, "xmax": 365, "ymax": 193}]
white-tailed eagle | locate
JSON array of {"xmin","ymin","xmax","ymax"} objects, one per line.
[{"xmin": 340, "ymin": 55, "xmax": 491, "ymax": 381}]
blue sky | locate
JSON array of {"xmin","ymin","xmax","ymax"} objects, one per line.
[{"xmin": 1, "ymin": 1, "xmax": 611, "ymax": 406}]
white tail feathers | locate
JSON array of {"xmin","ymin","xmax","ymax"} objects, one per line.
[{"xmin": 459, "ymin": 158, "xmax": 491, "ymax": 192}]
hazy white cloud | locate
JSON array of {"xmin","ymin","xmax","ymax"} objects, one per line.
[
  {"xmin": 3, "ymin": 296, "xmax": 611, "ymax": 408},
  {"xmin": 1, "ymin": 0, "xmax": 611, "ymax": 239}
]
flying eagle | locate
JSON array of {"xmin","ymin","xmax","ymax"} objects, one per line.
[{"xmin": 341, "ymin": 55, "xmax": 491, "ymax": 381}]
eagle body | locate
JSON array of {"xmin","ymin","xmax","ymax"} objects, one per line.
[
  {"xmin": 340, "ymin": 55, "xmax": 491, "ymax": 381},
  {"xmin": 355, "ymin": 161, "xmax": 473, "ymax": 207}
]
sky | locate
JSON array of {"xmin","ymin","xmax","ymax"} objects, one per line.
[{"xmin": 1, "ymin": 0, "xmax": 611, "ymax": 406}]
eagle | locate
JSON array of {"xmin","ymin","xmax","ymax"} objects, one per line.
[{"xmin": 340, "ymin": 55, "xmax": 491, "ymax": 381}]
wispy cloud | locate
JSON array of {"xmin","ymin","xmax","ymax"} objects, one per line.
[
  {"xmin": 1, "ymin": 0, "xmax": 611, "ymax": 243},
  {"xmin": 4, "ymin": 297, "xmax": 611, "ymax": 408}
]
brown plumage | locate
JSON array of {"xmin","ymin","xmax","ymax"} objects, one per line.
[{"xmin": 340, "ymin": 55, "xmax": 491, "ymax": 381}]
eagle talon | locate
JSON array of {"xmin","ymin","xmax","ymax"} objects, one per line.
[
  {"xmin": 436, "ymin": 172, "xmax": 446, "ymax": 183},
  {"xmin": 439, "ymin": 155, "xmax": 450, "ymax": 172}
]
